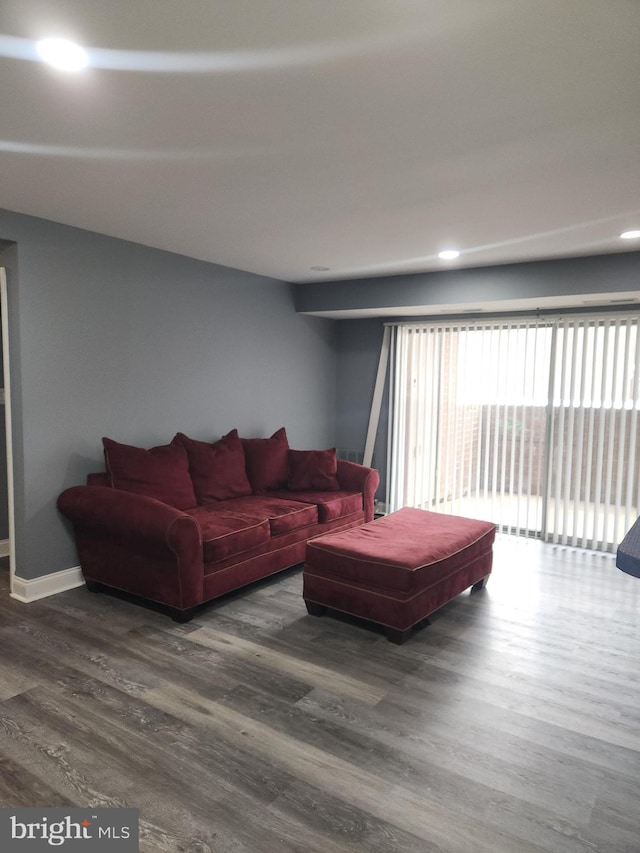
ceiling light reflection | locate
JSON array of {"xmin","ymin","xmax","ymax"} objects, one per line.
[
  {"xmin": 0, "ymin": 139, "xmax": 258, "ymax": 162},
  {"xmin": 0, "ymin": 30, "xmax": 420, "ymax": 74},
  {"xmin": 36, "ymin": 38, "xmax": 88, "ymax": 71}
]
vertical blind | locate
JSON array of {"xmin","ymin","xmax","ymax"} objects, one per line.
[{"xmin": 387, "ymin": 313, "xmax": 640, "ymax": 552}]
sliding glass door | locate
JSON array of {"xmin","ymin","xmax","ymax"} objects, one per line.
[
  {"xmin": 545, "ymin": 316, "xmax": 640, "ymax": 549},
  {"xmin": 387, "ymin": 313, "xmax": 640, "ymax": 552}
]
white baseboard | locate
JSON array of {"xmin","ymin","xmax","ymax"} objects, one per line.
[
  {"xmin": 11, "ymin": 565, "xmax": 84, "ymax": 603},
  {"xmin": 0, "ymin": 539, "xmax": 9, "ymax": 558}
]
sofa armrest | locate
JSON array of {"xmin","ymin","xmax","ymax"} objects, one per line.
[
  {"xmin": 336, "ymin": 459, "xmax": 380, "ymax": 523},
  {"xmin": 57, "ymin": 485, "xmax": 200, "ymax": 553},
  {"xmin": 57, "ymin": 486, "xmax": 204, "ymax": 611}
]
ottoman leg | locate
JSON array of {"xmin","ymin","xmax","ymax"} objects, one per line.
[
  {"xmin": 386, "ymin": 615, "xmax": 431, "ymax": 645},
  {"xmin": 305, "ymin": 601, "xmax": 327, "ymax": 617},
  {"xmin": 470, "ymin": 576, "xmax": 488, "ymax": 592}
]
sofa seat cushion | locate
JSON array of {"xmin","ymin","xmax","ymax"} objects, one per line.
[
  {"xmin": 186, "ymin": 506, "xmax": 270, "ymax": 562},
  {"xmin": 268, "ymin": 489, "xmax": 362, "ymax": 522},
  {"xmin": 209, "ymin": 495, "xmax": 318, "ymax": 536}
]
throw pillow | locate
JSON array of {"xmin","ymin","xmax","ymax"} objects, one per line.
[
  {"xmin": 288, "ymin": 448, "xmax": 339, "ymax": 491},
  {"xmin": 241, "ymin": 427, "xmax": 289, "ymax": 493},
  {"xmin": 172, "ymin": 429, "xmax": 252, "ymax": 503},
  {"xmin": 102, "ymin": 437, "xmax": 197, "ymax": 510}
]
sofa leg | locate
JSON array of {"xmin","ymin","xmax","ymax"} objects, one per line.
[
  {"xmin": 169, "ymin": 606, "xmax": 198, "ymax": 624},
  {"xmin": 470, "ymin": 576, "xmax": 488, "ymax": 593},
  {"xmin": 85, "ymin": 580, "xmax": 103, "ymax": 593},
  {"xmin": 305, "ymin": 601, "xmax": 327, "ymax": 617},
  {"xmin": 386, "ymin": 626, "xmax": 412, "ymax": 645}
]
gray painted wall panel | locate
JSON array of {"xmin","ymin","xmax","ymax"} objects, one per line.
[
  {"xmin": 296, "ymin": 251, "xmax": 640, "ymax": 315},
  {"xmin": 0, "ymin": 298, "xmax": 6, "ymax": 541},
  {"xmin": 0, "ymin": 243, "xmax": 22, "ymax": 552},
  {"xmin": 335, "ymin": 319, "xmax": 387, "ymax": 493},
  {"xmin": 0, "ymin": 209, "xmax": 337, "ymax": 581},
  {"xmin": 335, "ymin": 319, "xmax": 384, "ymax": 452}
]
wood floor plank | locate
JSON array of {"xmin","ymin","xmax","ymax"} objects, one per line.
[
  {"xmin": 221, "ymin": 681, "xmax": 600, "ymax": 850},
  {"xmin": 185, "ymin": 626, "xmax": 388, "ymax": 705},
  {"xmin": 0, "ymin": 537, "xmax": 638, "ymax": 851},
  {"xmin": 142, "ymin": 681, "xmax": 551, "ymax": 853},
  {"xmin": 0, "ymin": 685, "xmax": 333, "ymax": 853},
  {"xmin": 0, "ymin": 753, "xmax": 77, "ymax": 807}
]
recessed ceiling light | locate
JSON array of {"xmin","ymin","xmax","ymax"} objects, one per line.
[
  {"xmin": 438, "ymin": 249, "xmax": 460, "ymax": 260},
  {"xmin": 620, "ymin": 230, "xmax": 640, "ymax": 240},
  {"xmin": 36, "ymin": 38, "xmax": 89, "ymax": 71},
  {"xmin": 310, "ymin": 265, "xmax": 330, "ymax": 271}
]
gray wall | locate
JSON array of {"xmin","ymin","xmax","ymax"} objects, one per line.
[
  {"xmin": 0, "ymin": 299, "xmax": 7, "ymax": 541},
  {"xmin": 0, "ymin": 209, "xmax": 337, "ymax": 581},
  {"xmin": 330, "ymin": 252, "xmax": 640, "ymax": 503},
  {"xmin": 335, "ymin": 319, "xmax": 387, "ymax": 492},
  {"xmin": 335, "ymin": 318, "xmax": 386, "ymax": 462},
  {"xmin": 296, "ymin": 251, "xmax": 640, "ymax": 315}
]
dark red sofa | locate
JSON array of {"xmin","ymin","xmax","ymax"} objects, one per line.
[{"xmin": 57, "ymin": 428, "xmax": 379, "ymax": 621}]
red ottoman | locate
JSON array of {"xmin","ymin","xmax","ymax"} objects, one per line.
[{"xmin": 303, "ymin": 507, "xmax": 496, "ymax": 644}]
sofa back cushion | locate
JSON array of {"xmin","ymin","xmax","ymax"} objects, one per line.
[
  {"xmin": 102, "ymin": 437, "xmax": 197, "ymax": 510},
  {"xmin": 173, "ymin": 430, "xmax": 252, "ymax": 503},
  {"xmin": 287, "ymin": 448, "xmax": 340, "ymax": 491},
  {"xmin": 241, "ymin": 427, "xmax": 289, "ymax": 493}
]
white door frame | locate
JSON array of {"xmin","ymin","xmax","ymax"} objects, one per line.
[{"xmin": 0, "ymin": 267, "xmax": 16, "ymax": 594}]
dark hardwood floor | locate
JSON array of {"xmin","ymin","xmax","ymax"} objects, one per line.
[{"xmin": 0, "ymin": 537, "xmax": 638, "ymax": 852}]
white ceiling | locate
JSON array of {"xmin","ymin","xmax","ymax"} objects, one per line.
[{"xmin": 1, "ymin": 0, "xmax": 639, "ymax": 283}]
